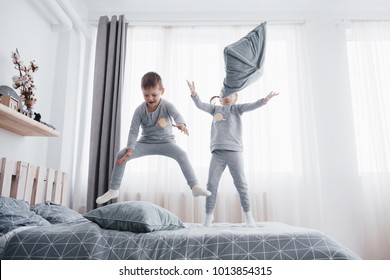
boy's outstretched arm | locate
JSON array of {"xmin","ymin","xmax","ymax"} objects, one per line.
[
  {"xmin": 116, "ymin": 149, "xmax": 133, "ymax": 165},
  {"xmin": 165, "ymin": 101, "xmax": 189, "ymax": 136},
  {"xmin": 172, "ymin": 123, "xmax": 189, "ymax": 135},
  {"xmin": 116, "ymin": 107, "xmax": 142, "ymax": 165}
]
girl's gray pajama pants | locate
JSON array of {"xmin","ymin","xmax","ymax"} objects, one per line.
[{"xmin": 206, "ymin": 150, "xmax": 251, "ymax": 214}]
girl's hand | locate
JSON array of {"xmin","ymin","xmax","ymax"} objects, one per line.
[
  {"xmin": 186, "ymin": 80, "xmax": 197, "ymax": 97},
  {"xmin": 261, "ymin": 91, "xmax": 279, "ymax": 105},
  {"xmin": 116, "ymin": 149, "xmax": 133, "ymax": 165},
  {"xmin": 173, "ymin": 123, "xmax": 189, "ymax": 136}
]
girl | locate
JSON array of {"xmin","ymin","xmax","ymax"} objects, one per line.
[{"xmin": 187, "ymin": 80, "xmax": 278, "ymax": 226}]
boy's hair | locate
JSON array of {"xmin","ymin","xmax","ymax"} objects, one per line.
[{"xmin": 141, "ymin": 72, "xmax": 163, "ymax": 89}]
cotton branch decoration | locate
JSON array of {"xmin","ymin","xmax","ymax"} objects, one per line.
[{"xmin": 11, "ymin": 48, "xmax": 39, "ymax": 102}]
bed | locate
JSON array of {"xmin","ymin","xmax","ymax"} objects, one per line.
[{"xmin": 0, "ymin": 158, "xmax": 360, "ymax": 260}]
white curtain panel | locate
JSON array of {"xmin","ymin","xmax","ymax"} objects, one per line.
[
  {"xmin": 72, "ymin": 28, "xmax": 97, "ymax": 214},
  {"xmin": 118, "ymin": 24, "xmax": 323, "ymax": 228},
  {"xmin": 346, "ymin": 21, "xmax": 390, "ymax": 259}
]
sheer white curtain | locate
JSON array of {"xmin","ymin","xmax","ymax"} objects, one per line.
[
  {"xmin": 72, "ymin": 28, "xmax": 97, "ymax": 214},
  {"xmin": 346, "ymin": 21, "xmax": 390, "ymax": 259},
  {"xmin": 118, "ymin": 24, "xmax": 323, "ymax": 227}
]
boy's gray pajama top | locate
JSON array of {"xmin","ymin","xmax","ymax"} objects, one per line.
[
  {"xmin": 109, "ymin": 99, "xmax": 198, "ymax": 189},
  {"xmin": 191, "ymin": 94, "xmax": 263, "ymax": 214}
]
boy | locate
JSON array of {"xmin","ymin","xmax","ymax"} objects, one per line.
[{"xmin": 96, "ymin": 72, "xmax": 210, "ymax": 204}]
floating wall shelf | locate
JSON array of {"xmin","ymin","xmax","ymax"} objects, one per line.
[{"xmin": 0, "ymin": 104, "xmax": 60, "ymax": 137}]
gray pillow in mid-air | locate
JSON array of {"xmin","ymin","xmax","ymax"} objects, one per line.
[{"xmin": 222, "ymin": 22, "xmax": 267, "ymax": 97}]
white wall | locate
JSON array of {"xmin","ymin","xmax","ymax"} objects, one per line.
[
  {"xmin": 0, "ymin": 0, "xmax": 58, "ymax": 167},
  {"xmin": 0, "ymin": 0, "xmax": 89, "ymax": 184}
]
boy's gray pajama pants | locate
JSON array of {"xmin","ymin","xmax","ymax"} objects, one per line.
[
  {"xmin": 206, "ymin": 150, "xmax": 251, "ymax": 214},
  {"xmin": 109, "ymin": 142, "xmax": 198, "ymax": 189}
]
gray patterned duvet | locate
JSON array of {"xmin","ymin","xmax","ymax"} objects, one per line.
[{"xmin": 1, "ymin": 220, "xmax": 359, "ymax": 260}]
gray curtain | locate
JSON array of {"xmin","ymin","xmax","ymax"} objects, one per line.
[{"xmin": 87, "ymin": 15, "xmax": 128, "ymax": 211}]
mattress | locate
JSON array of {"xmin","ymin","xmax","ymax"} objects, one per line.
[{"xmin": 1, "ymin": 220, "xmax": 359, "ymax": 260}]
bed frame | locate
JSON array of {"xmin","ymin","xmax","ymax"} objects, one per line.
[{"xmin": 0, "ymin": 157, "xmax": 68, "ymax": 206}]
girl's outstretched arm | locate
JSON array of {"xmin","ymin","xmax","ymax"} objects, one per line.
[
  {"xmin": 186, "ymin": 80, "xmax": 215, "ymax": 115},
  {"xmin": 186, "ymin": 80, "xmax": 197, "ymax": 97},
  {"xmin": 238, "ymin": 91, "xmax": 279, "ymax": 114},
  {"xmin": 261, "ymin": 91, "xmax": 279, "ymax": 105}
]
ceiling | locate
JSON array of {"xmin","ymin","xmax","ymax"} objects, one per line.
[
  {"xmin": 79, "ymin": 0, "xmax": 390, "ymax": 23},
  {"xmin": 32, "ymin": 0, "xmax": 390, "ymax": 28},
  {"xmin": 81, "ymin": 0, "xmax": 390, "ymax": 13}
]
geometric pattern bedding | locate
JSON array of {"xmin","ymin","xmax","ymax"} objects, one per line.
[{"xmin": 1, "ymin": 220, "xmax": 360, "ymax": 260}]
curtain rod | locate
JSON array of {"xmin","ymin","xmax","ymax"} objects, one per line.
[
  {"xmin": 335, "ymin": 19, "xmax": 390, "ymax": 23},
  {"xmin": 88, "ymin": 18, "xmax": 390, "ymax": 27},
  {"xmin": 88, "ymin": 19, "xmax": 307, "ymax": 27},
  {"xmin": 130, "ymin": 21, "xmax": 306, "ymax": 27}
]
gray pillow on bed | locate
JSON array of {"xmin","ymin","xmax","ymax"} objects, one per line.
[
  {"xmin": 83, "ymin": 201, "xmax": 185, "ymax": 233},
  {"xmin": 0, "ymin": 196, "xmax": 50, "ymax": 234},
  {"xmin": 31, "ymin": 201, "xmax": 86, "ymax": 224}
]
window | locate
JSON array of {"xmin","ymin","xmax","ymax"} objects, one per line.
[
  {"xmin": 121, "ymin": 25, "xmax": 312, "ymax": 175},
  {"xmin": 346, "ymin": 22, "xmax": 390, "ymax": 173}
]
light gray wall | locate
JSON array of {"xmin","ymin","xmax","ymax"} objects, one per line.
[
  {"xmin": 0, "ymin": 0, "xmax": 90, "ymax": 181},
  {"xmin": 0, "ymin": 0, "xmax": 59, "ymax": 167}
]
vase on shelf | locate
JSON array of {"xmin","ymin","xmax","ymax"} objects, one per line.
[{"xmin": 24, "ymin": 99, "xmax": 36, "ymax": 118}]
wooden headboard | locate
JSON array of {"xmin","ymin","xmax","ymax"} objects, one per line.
[{"xmin": 0, "ymin": 157, "xmax": 69, "ymax": 206}]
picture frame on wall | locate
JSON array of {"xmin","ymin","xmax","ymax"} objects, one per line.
[
  {"xmin": 0, "ymin": 85, "xmax": 21, "ymax": 111},
  {"xmin": 0, "ymin": 95, "xmax": 19, "ymax": 111}
]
